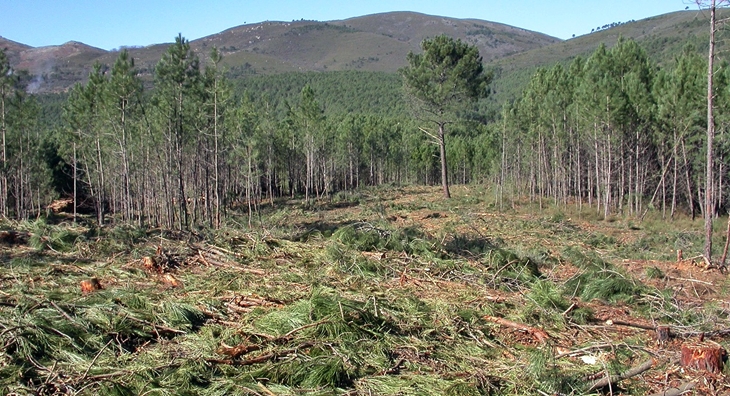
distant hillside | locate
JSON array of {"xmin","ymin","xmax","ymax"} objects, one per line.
[
  {"xmin": 1, "ymin": 12, "xmax": 560, "ymax": 93},
  {"xmin": 0, "ymin": 36, "xmax": 32, "ymax": 64},
  {"xmin": 3, "ymin": 9, "xmax": 727, "ymax": 98},
  {"xmin": 490, "ymin": 9, "xmax": 730, "ymax": 102}
]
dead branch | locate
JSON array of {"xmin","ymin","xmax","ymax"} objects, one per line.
[
  {"xmin": 605, "ymin": 319, "xmax": 656, "ymax": 331},
  {"xmin": 684, "ymin": 254, "xmax": 713, "ymax": 268},
  {"xmin": 676, "ymin": 328, "xmax": 730, "ymax": 338},
  {"xmin": 483, "ymin": 315, "xmax": 551, "ymax": 343},
  {"xmin": 80, "ymin": 339, "xmax": 114, "ymax": 381},
  {"xmin": 257, "ymin": 382, "xmax": 278, "ymax": 396},
  {"xmin": 217, "ymin": 319, "xmax": 329, "ymax": 359},
  {"xmin": 554, "ymin": 342, "xmax": 614, "ymax": 359},
  {"xmin": 208, "ymin": 341, "xmax": 316, "ymax": 366},
  {"xmin": 665, "ymin": 275, "xmax": 714, "ymax": 286},
  {"xmin": 217, "ymin": 342, "xmax": 263, "ymax": 359},
  {"xmin": 380, "ymin": 357, "xmax": 405, "ymax": 375},
  {"xmin": 124, "ymin": 315, "xmax": 186, "ymax": 335},
  {"xmin": 48, "ymin": 301, "xmax": 76, "ymax": 323},
  {"xmin": 282, "ymin": 319, "xmax": 330, "ymax": 339},
  {"xmin": 647, "ymin": 381, "xmax": 697, "ymax": 396},
  {"xmin": 586, "ymin": 358, "xmax": 655, "ymax": 392}
]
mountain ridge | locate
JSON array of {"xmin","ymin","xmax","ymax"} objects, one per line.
[
  {"xmin": 1, "ymin": 12, "xmax": 561, "ymax": 93},
  {"xmin": 0, "ymin": 9, "xmax": 723, "ymax": 95}
]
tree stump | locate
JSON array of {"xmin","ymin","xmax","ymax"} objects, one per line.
[
  {"xmin": 656, "ymin": 326, "xmax": 671, "ymax": 343},
  {"xmin": 680, "ymin": 342, "xmax": 726, "ymax": 373},
  {"xmin": 80, "ymin": 278, "xmax": 102, "ymax": 294}
]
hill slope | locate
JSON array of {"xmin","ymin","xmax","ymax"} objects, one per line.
[
  {"xmin": 488, "ymin": 9, "xmax": 728, "ymax": 102},
  {"xmin": 2, "ymin": 12, "xmax": 560, "ymax": 93},
  {"xmin": 3, "ymin": 9, "xmax": 725, "ymax": 97}
]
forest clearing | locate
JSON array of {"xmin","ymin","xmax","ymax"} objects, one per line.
[
  {"xmin": 4, "ymin": 3, "xmax": 730, "ymax": 395},
  {"xmin": 1, "ymin": 185, "xmax": 729, "ymax": 395}
]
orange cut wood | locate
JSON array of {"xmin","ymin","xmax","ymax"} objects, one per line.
[
  {"xmin": 161, "ymin": 273, "xmax": 183, "ymax": 288},
  {"xmin": 142, "ymin": 256, "xmax": 157, "ymax": 271},
  {"xmin": 80, "ymin": 278, "xmax": 102, "ymax": 294},
  {"xmin": 680, "ymin": 342, "xmax": 726, "ymax": 373}
]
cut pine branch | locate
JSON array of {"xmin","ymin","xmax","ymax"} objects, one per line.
[
  {"xmin": 483, "ymin": 315, "xmax": 551, "ymax": 343},
  {"xmin": 208, "ymin": 341, "xmax": 316, "ymax": 366},
  {"xmin": 217, "ymin": 319, "xmax": 329, "ymax": 359}
]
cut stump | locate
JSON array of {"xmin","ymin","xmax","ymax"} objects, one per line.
[
  {"xmin": 656, "ymin": 326, "xmax": 671, "ymax": 343},
  {"xmin": 80, "ymin": 278, "xmax": 102, "ymax": 294},
  {"xmin": 680, "ymin": 342, "xmax": 726, "ymax": 373}
]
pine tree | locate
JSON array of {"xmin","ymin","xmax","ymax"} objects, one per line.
[
  {"xmin": 153, "ymin": 34, "xmax": 201, "ymax": 229},
  {"xmin": 400, "ymin": 35, "xmax": 491, "ymax": 198}
]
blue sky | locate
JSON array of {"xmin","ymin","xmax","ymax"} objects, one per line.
[{"xmin": 1, "ymin": 0, "xmax": 693, "ymax": 50}]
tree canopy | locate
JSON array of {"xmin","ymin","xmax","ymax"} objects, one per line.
[{"xmin": 400, "ymin": 35, "xmax": 492, "ymax": 198}]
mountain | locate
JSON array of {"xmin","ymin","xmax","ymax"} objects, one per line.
[
  {"xmin": 1, "ymin": 12, "xmax": 560, "ymax": 93},
  {"xmin": 0, "ymin": 36, "xmax": 32, "ymax": 64},
  {"xmin": 1, "ymin": 10, "xmax": 724, "ymax": 95}
]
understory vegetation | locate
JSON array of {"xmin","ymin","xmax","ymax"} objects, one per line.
[{"xmin": 1, "ymin": 186, "xmax": 728, "ymax": 395}]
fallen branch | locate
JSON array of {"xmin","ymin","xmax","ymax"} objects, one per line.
[
  {"xmin": 646, "ymin": 381, "xmax": 697, "ymax": 396},
  {"xmin": 217, "ymin": 319, "xmax": 330, "ymax": 359},
  {"xmin": 484, "ymin": 315, "xmax": 551, "ymax": 343},
  {"xmin": 555, "ymin": 342, "xmax": 613, "ymax": 359},
  {"xmin": 684, "ymin": 254, "xmax": 713, "ymax": 268},
  {"xmin": 586, "ymin": 358, "xmax": 654, "ymax": 392},
  {"xmin": 676, "ymin": 328, "xmax": 730, "ymax": 338},
  {"xmin": 605, "ymin": 319, "xmax": 656, "ymax": 331},
  {"xmin": 80, "ymin": 339, "xmax": 114, "ymax": 381},
  {"xmin": 257, "ymin": 382, "xmax": 278, "ymax": 396},
  {"xmin": 124, "ymin": 315, "xmax": 186, "ymax": 335},
  {"xmin": 665, "ymin": 275, "xmax": 713, "ymax": 286},
  {"xmin": 208, "ymin": 341, "xmax": 316, "ymax": 366}
]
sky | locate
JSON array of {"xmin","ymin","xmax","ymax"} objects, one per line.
[{"xmin": 0, "ymin": 0, "xmax": 697, "ymax": 51}]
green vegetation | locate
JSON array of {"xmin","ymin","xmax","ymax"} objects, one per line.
[
  {"xmin": 4, "ymin": 10, "xmax": 730, "ymax": 394},
  {"xmin": 401, "ymin": 35, "xmax": 492, "ymax": 198},
  {"xmin": 1, "ymin": 186, "xmax": 726, "ymax": 395}
]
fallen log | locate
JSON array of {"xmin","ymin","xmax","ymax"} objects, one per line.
[{"xmin": 586, "ymin": 358, "xmax": 654, "ymax": 393}]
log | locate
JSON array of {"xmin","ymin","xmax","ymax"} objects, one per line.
[
  {"xmin": 586, "ymin": 358, "xmax": 654, "ymax": 392},
  {"xmin": 680, "ymin": 342, "xmax": 726, "ymax": 373}
]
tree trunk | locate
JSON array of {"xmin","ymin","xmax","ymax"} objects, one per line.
[
  {"xmin": 705, "ymin": 0, "xmax": 716, "ymax": 260},
  {"xmin": 438, "ymin": 122, "xmax": 451, "ymax": 199}
]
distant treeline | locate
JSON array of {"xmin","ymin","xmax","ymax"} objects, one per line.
[{"xmin": 0, "ymin": 35, "xmax": 725, "ymax": 229}]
